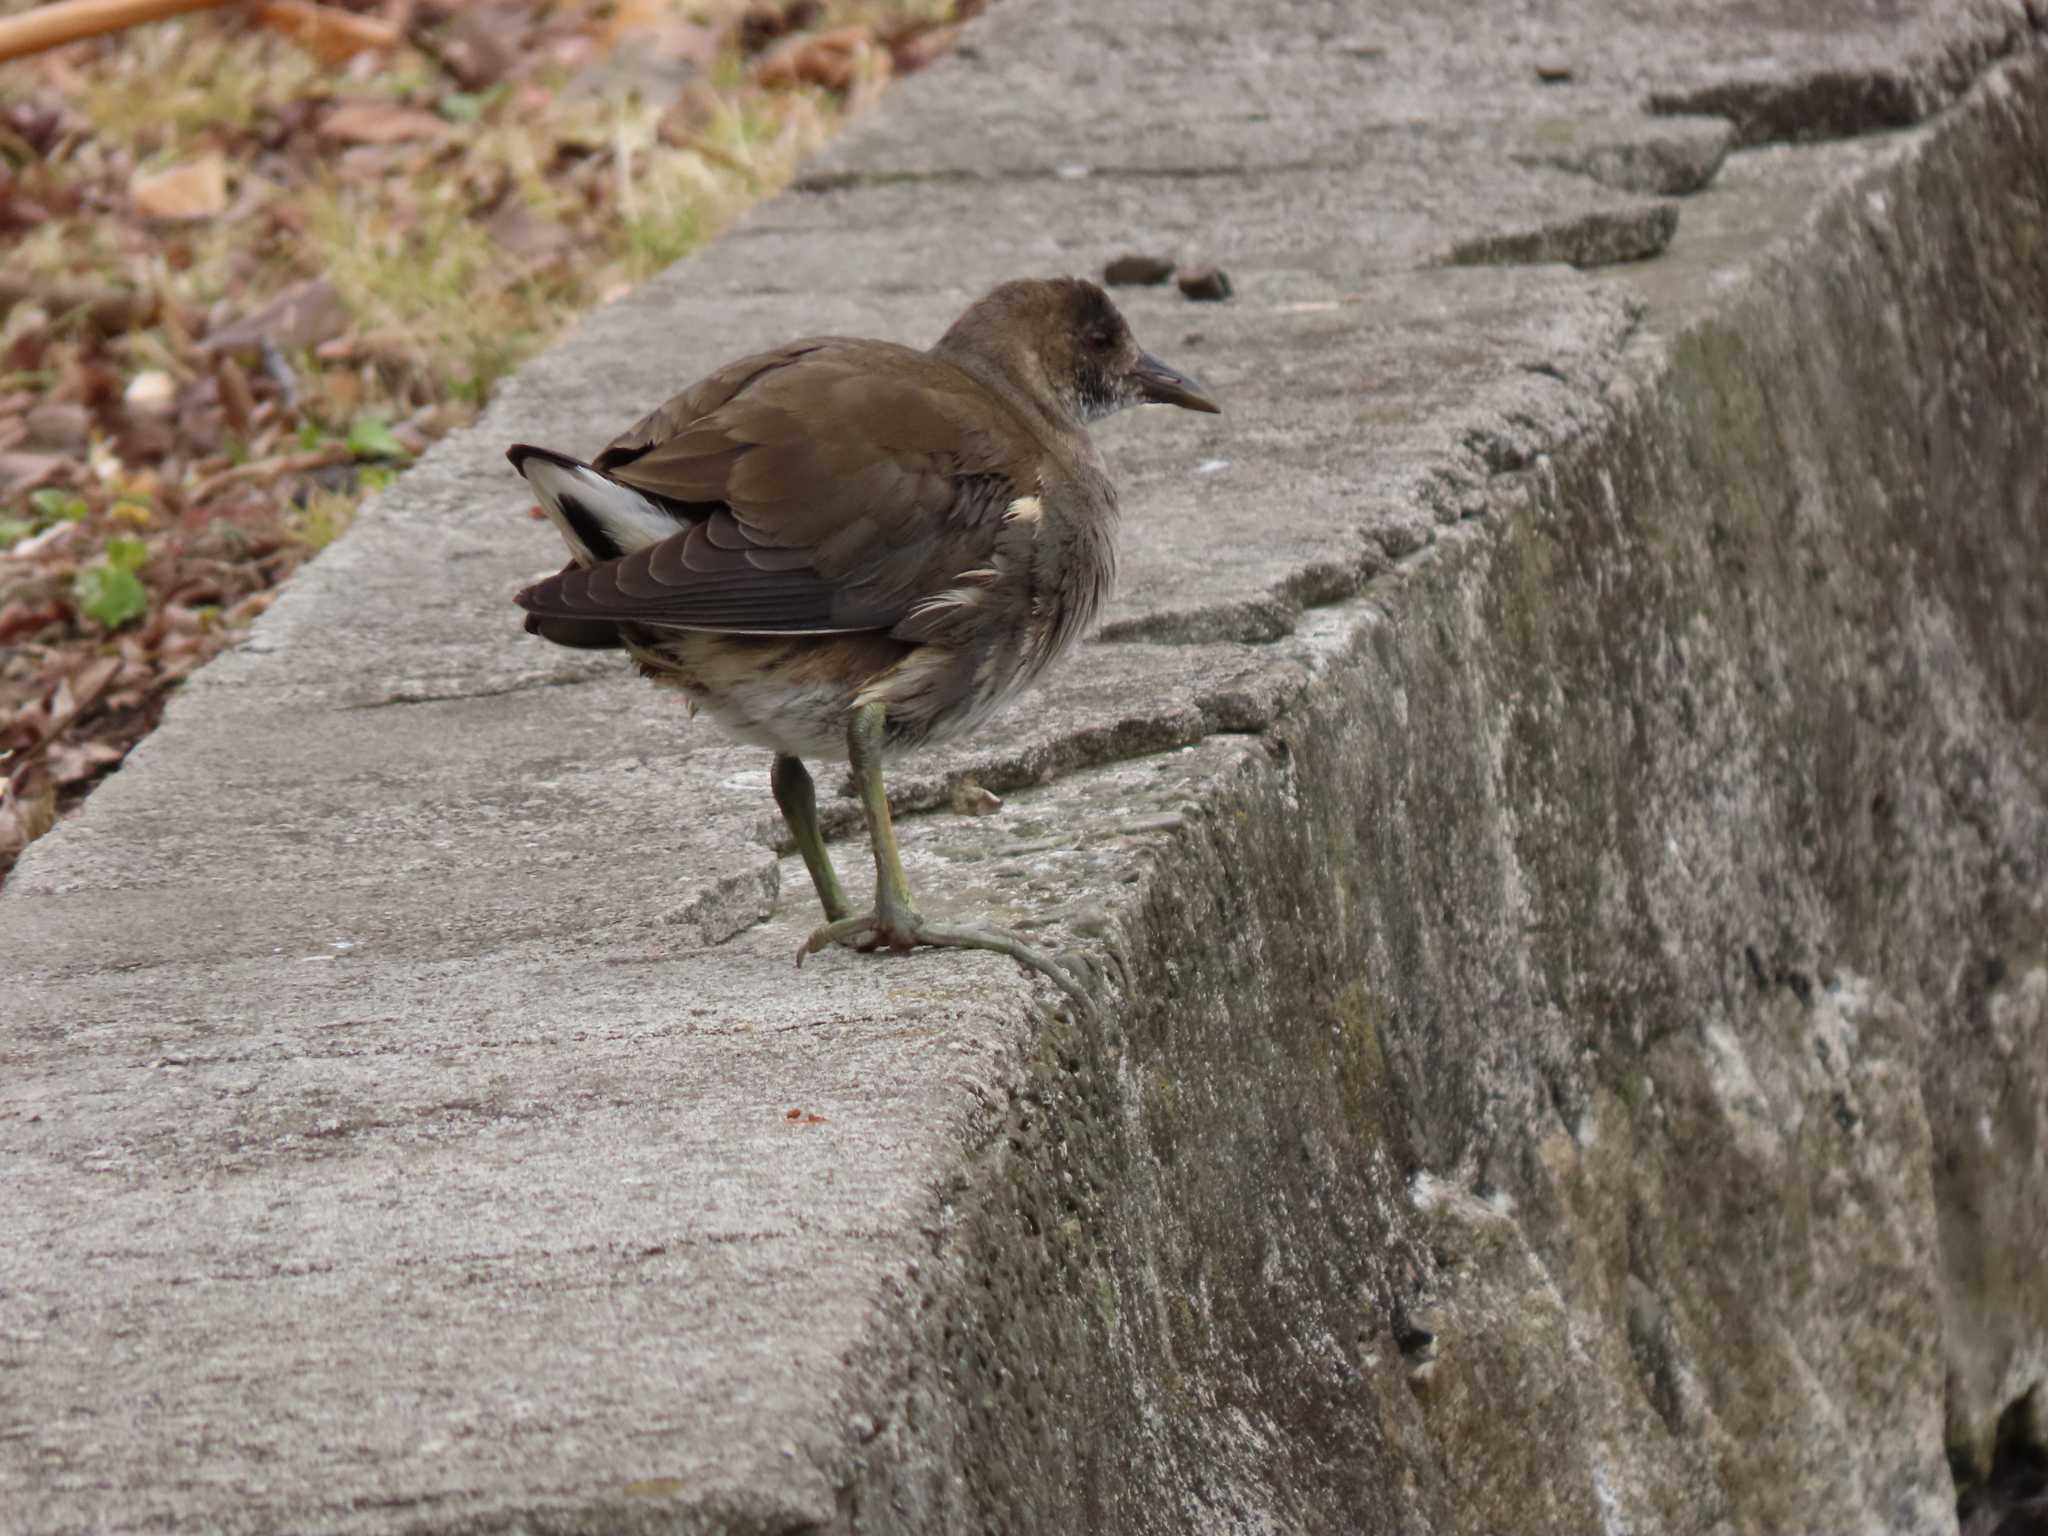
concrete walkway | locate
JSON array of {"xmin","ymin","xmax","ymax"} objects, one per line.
[{"xmin": 6, "ymin": 0, "xmax": 2047, "ymax": 1531}]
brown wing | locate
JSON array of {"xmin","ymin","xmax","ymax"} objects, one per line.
[
  {"xmin": 517, "ymin": 340, "xmax": 1041, "ymax": 636},
  {"xmin": 591, "ymin": 340, "xmax": 838, "ymax": 473}
]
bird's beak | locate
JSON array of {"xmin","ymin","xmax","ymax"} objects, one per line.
[{"xmin": 1131, "ymin": 351, "xmax": 1221, "ymax": 413}]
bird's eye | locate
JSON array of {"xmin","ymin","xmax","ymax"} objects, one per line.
[{"xmin": 1085, "ymin": 327, "xmax": 1116, "ymax": 352}]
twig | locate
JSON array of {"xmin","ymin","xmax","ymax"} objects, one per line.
[
  {"xmin": 669, "ymin": 134, "xmax": 767, "ymax": 183},
  {"xmin": 0, "ymin": 0, "xmax": 233, "ymax": 65},
  {"xmin": 188, "ymin": 444, "xmax": 350, "ymax": 503}
]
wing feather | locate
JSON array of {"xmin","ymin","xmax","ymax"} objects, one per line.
[{"xmin": 515, "ymin": 338, "xmax": 1044, "ymax": 637}]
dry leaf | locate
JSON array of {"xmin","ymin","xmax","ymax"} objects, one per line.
[
  {"xmin": 656, "ymin": 79, "xmax": 723, "ymax": 146},
  {"xmin": 257, "ymin": 0, "xmax": 401, "ymax": 65},
  {"xmin": 40, "ymin": 658, "xmax": 121, "ymax": 753},
  {"xmin": 647, "ymin": 21, "xmax": 724, "ymax": 69},
  {"xmin": 24, "ymin": 403, "xmax": 89, "ymax": 453},
  {"xmin": 485, "ymin": 200, "xmax": 569, "ymax": 263},
  {"xmin": 887, "ymin": 21, "xmax": 961, "ymax": 75},
  {"xmin": 318, "ymin": 101, "xmax": 450, "ymax": 146},
  {"xmin": 753, "ymin": 26, "xmax": 883, "ymax": 92},
  {"xmin": 2, "ymin": 771, "xmax": 57, "ymax": 850},
  {"xmin": 436, "ymin": 5, "xmax": 525, "ymax": 88},
  {"xmin": 48, "ymin": 739, "xmax": 127, "ymax": 786},
  {"xmin": 215, "ymin": 356, "xmax": 255, "ymax": 434},
  {"xmin": 740, "ymin": 0, "xmax": 822, "ymax": 54},
  {"xmin": 133, "ymin": 155, "xmax": 229, "ymax": 221},
  {"xmin": 205, "ymin": 279, "xmax": 350, "ymax": 356},
  {"xmin": 0, "ymin": 601, "xmax": 68, "ymax": 643},
  {"xmin": 596, "ymin": 0, "xmax": 663, "ymax": 47},
  {"xmin": 0, "ymin": 451, "xmax": 64, "ymax": 496}
]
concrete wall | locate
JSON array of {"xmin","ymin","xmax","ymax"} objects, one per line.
[{"xmin": 837, "ymin": 54, "xmax": 2048, "ymax": 1536}]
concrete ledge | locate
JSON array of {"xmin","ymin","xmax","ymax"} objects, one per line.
[{"xmin": 4, "ymin": 1, "xmax": 2046, "ymax": 1531}]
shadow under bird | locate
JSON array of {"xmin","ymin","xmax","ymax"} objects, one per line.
[{"xmin": 508, "ymin": 277, "xmax": 1219, "ymax": 1010}]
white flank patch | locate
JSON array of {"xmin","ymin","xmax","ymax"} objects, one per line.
[
  {"xmin": 521, "ymin": 457, "xmax": 679, "ymax": 562},
  {"xmin": 1003, "ymin": 495, "xmax": 1043, "ymax": 525}
]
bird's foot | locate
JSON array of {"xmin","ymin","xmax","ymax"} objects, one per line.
[{"xmin": 798, "ymin": 909, "xmax": 1095, "ymax": 1019}]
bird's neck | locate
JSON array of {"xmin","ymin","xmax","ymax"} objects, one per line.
[{"xmin": 933, "ymin": 339, "xmax": 1086, "ymax": 438}]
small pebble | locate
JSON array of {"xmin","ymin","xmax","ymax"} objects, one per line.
[
  {"xmin": 123, "ymin": 370, "xmax": 176, "ymax": 412},
  {"xmin": 1103, "ymin": 253, "xmax": 1176, "ymax": 286},
  {"xmin": 1534, "ymin": 60, "xmax": 1574, "ymax": 83},
  {"xmin": 1176, "ymin": 265, "xmax": 1233, "ymax": 302}
]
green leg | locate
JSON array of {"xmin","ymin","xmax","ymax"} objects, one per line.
[
  {"xmin": 796, "ymin": 702, "xmax": 1094, "ymax": 1018},
  {"xmin": 771, "ymin": 754, "xmax": 851, "ymax": 923},
  {"xmin": 846, "ymin": 701, "xmax": 915, "ymax": 928}
]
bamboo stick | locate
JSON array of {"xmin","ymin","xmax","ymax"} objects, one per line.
[{"xmin": 0, "ymin": 0, "xmax": 235, "ymax": 66}]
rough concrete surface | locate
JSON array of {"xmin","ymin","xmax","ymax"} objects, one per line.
[{"xmin": 4, "ymin": 0, "xmax": 2046, "ymax": 1532}]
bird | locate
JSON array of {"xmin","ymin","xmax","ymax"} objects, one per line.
[{"xmin": 507, "ymin": 277, "xmax": 1219, "ymax": 1010}]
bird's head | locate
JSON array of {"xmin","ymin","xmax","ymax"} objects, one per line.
[{"xmin": 938, "ymin": 277, "xmax": 1220, "ymax": 425}]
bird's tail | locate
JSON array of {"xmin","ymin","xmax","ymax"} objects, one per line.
[{"xmin": 506, "ymin": 443, "xmax": 682, "ymax": 567}]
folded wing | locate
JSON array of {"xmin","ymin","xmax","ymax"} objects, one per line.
[{"xmin": 516, "ymin": 341, "xmax": 1036, "ymax": 638}]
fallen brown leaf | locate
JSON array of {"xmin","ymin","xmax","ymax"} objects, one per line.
[
  {"xmin": 752, "ymin": 25, "xmax": 883, "ymax": 92},
  {"xmin": 0, "ymin": 279, "xmax": 156, "ymax": 338},
  {"xmin": 655, "ymin": 79, "xmax": 723, "ymax": 147},
  {"xmin": 23, "ymin": 402, "xmax": 89, "ymax": 453},
  {"xmin": 4, "ymin": 96, "xmax": 75, "ymax": 157},
  {"xmin": 5, "ymin": 655, "xmax": 120, "ymax": 797},
  {"xmin": 204, "ymin": 278, "xmax": 350, "ymax": 356},
  {"xmin": 132, "ymin": 153, "xmax": 228, "ymax": 220},
  {"xmin": 112, "ymin": 403, "xmax": 177, "ymax": 463},
  {"xmin": 0, "ymin": 606, "xmax": 71, "ymax": 647},
  {"xmin": 0, "ymin": 451, "xmax": 65, "ymax": 495},
  {"xmin": 485, "ymin": 199, "xmax": 569, "ymax": 262},
  {"xmin": 214, "ymin": 355, "xmax": 255, "ymax": 433},
  {"xmin": 646, "ymin": 20, "xmax": 724, "ymax": 70},
  {"xmin": 318, "ymin": 100, "xmax": 449, "ymax": 145},
  {"xmin": 0, "ymin": 770, "xmax": 56, "ymax": 853},
  {"xmin": 595, "ymin": 0, "xmax": 662, "ymax": 48},
  {"xmin": 0, "ymin": 165, "xmax": 52, "ymax": 234},
  {"xmin": 431, "ymin": 4, "xmax": 524, "ymax": 89},
  {"xmin": 886, "ymin": 20, "xmax": 960, "ymax": 75},
  {"xmin": 257, "ymin": 0, "xmax": 400, "ymax": 65},
  {"xmin": 740, "ymin": 0, "xmax": 822, "ymax": 55},
  {"xmin": 48, "ymin": 737, "xmax": 126, "ymax": 786}
]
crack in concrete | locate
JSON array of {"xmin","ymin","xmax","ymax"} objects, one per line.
[
  {"xmin": 342, "ymin": 669, "xmax": 610, "ymax": 709},
  {"xmin": 795, "ymin": 157, "xmax": 1335, "ymax": 193}
]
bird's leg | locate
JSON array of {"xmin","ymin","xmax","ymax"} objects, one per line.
[
  {"xmin": 771, "ymin": 753, "xmax": 851, "ymax": 923},
  {"xmin": 797, "ymin": 702, "xmax": 1094, "ymax": 1017}
]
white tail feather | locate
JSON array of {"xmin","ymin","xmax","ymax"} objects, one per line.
[{"xmin": 521, "ymin": 458, "xmax": 680, "ymax": 564}]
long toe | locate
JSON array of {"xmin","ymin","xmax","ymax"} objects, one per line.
[
  {"xmin": 912, "ymin": 918, "xmax": 1098, "ymax": 1020},
  {"xmin": 795, "ymin": 909, "xmax": 1096, "ymax": 1019},
  {"xmin": 796, "ymin": 912, "xmax": 881, "ymax": 965}
]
